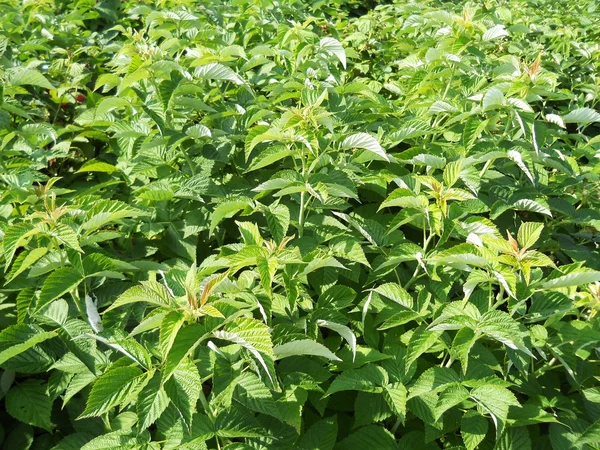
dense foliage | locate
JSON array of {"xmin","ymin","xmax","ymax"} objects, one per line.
[{"xmin": 1, "ymin": 0, "xmax": 600, "ymax": 448}]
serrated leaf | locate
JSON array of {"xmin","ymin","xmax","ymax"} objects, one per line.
[
  {"xmin": 325, "ymin": 364, "xmax": 388, "ymax": 396},
  {"xmin": 434, "ymin": 384, "xmax": 470, "ymax": 420},
  {"xmin": 405, "ymin": 325, "xmax": 443, "ymax": 370},
  {"xmin": 215, "ymin": 407, "xmax": 265, "ymax": 438},
  {"xmin": 298, "ymin": 416, "xmax": 338, "ymax": 450},
  {"xmin": 320, "ymin": 37, "xmax": 347, "ymax": 68},
  {"xmin": 36, "ymin": 268, "xmax": 84, "ymax": 312},
  {"xmin": 0, "ymin": 329, "xmax": 56, "ymax": 366},
  {"xmin": 470, "ymin": 385, "xmax": 519, "ymax": 436},
  {"xmin": 165, "ymin": 358, "xmax": 201, "ymax": 430},
  {"xmin": 562, "ymin": 107, "xmax": 600, "ymax": 124},
  {"xmin": 246, "ymin": 145, "xmax": 293, "ymax": 172},
  {"xmin": 334, "ymin": 425, "xmax": 396, "ymax": 450},
  {"xmin": 341, "ymin": 133, "xmax": 389, "ymax": 162},
  {"xmin": 163, "ymin": 324, "xmax": 208, "ymax": 383},
  {"xmin": 6, "ymin": 247, "xmax": 49, "ymax": 283},
  {"xmin": 317, "ymin": 320, "xmax": 357, "ymax": 362},
  {"xmin": 233, "ymin": 372, "xmax": 278, "ymax": 417},
  {"xmin": 483, "ymin": 25, "xmax": 509, "ymax": 41},
  {"xmin": 80, "ymin": 430, "xmax": 149, "ymax": 450},
  {"xmin": 443, "ymin": 159, "xmax": 463, "ymax": 188},
  {"xmin": 495, "ymin": 427, "xmax": 532, "ymax": 450},
  {"xmin": 383, "ymin": 382, "xmax": 407, "ymax": 422},
  {"xmin": 5, "ymin": 379, "xmax": 53, "ymax": 431},
  {"xmin": 210, "ymin": 198, "xmax": 254, "ymax": 234},
  {"xmin": 462, "ymin": 411, "xmax": 489, "ymax": 450},
  {"xmin": 373, "ymin": 283, "xmax": 413, "ymax": 309},
  {"xmin": 7, "ymin": 67, "xmax": 54, "ymax": 89},
  {"xmin": 137, "ymin": 371, "xmax": 169, "ymax": 430},
  {"xmin": 408, "ymin": 367, "xmax": 461, "ymax": 399},
  {"xmin": 79, "ymin": 366, "xmax": 143, "ymax": 418},
  {"xmin": 264, "ymin": 203, "xmax": 290, "ymax": 243},
  {"xmin": 483, "ymin": 87, "xmax": 504, "ymax": 111},
  {"xmin": 274, "ymin": 339, "xmax": 341, "ymax": 361},
  {"xmin": 214, "ymin": 318, "xmax": 275, "ymax": 384},
  {"xmin": 76, "ymin": 159, "xmax": 118, "ymax": 174},
  {"xmin": 106, "ymin": 281, "xmax": 174, "ymax": 312},
  {"xmin": 545, "ymin": 113, "xmax": 565, "ymax": 128},
  {"xmin": 2, "ymin": 223, "xmax": 39, "ymax": 269},
  {"xmin": 186, "ymin": 124, "xmax": 212, "ymax": 139},
  {"xmin": 513, "ymin": 199, "xmax": 552, "ymax": 216},
  {"xmin": 195, "ymin": 63, "xmax": 244, "ymax": 85},
  {"xmin": 517, "ymin": 222, "xmax": 543, "ymax": 250},
  {"xmin": 479, "ymin": 310, "xmax": 533, "ymax": 356},
  {"xmin": 541, "ymin": 270, "xmax": 600, "ymax": 289}
]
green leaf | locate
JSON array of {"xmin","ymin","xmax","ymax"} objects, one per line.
[
  {"xmin": 512, "ymin": 199, "xmax": 552, "ymax": 216},
  {"xmin": 0, "ymin": 328, "xmax": 56, "ymax": 366},
  {"xmin": 334, "ymin": 425, "xmax": 396, "ymax": 450},
  {"xmin": 562, "ymin": 107, "xmax": 600, "ymax": 124},
  {"xmin": 443, "ymin": 159, "xmax": 463, "ymax": 188},
  {"xmin": 319, "ymin": 37, "xmax": 347, "ymax": 68},
  {"xmin": 479, "ymin": 310, "xmax": 533, "ymax": 357},
  {"xmin": 36, "ymin": 268, "xmax": 84, "ymax": 312},
  {"xmin": 354, "ymin": 391, "xmax": 392, "ymax": 427},
  {"xmin": 94, "ymin": 96, "xmax": 130, "ymax": 116},
  {"xmin": 233, "ymin": 372, "xmax": 278, "ymax": 417},
  {"xmin": 461, "ymin": 410, "xmax": 489, "ymax": 450},
  {"xmin": 80, "ymin": 430, "xmax": 149, "ymax": 450},
  {"xmin": 214, "ymin": 318, "xmax": 275, "ymax": 384},
  {"xmin": 76, "ymin": 159, "xmax": 119, "ymax": 174},
  {"xmin": 186, "ymin": 124, "xmax": 212, "ymax": 139},
  {"xmin": 383, "ymin": 382, "xmax": 407, "ymax": 422},
  {"xmin": 372, "ymin": 283, "xmax": 413, "ymax": 309},
  {"xmin": 210, "ymin": 198, "xmax": 254, "ymax": 234},
  {"xmin": 575, "ymin": 419, "xmax": 600, "ymax": 447},
  {"xmin": 341, "ymin": 133, "xmax": 389, "ymax": 162},
  {"xmin": 483, "ymin": 87, "xmax": 504, "ymax": 111},
  {"xmin": 325, "ymin": 364, "xmax": 388, "ymax": 396},
  {"xmin": 6, "ymin": 247, "xmax": 48, "ymax": 283},
  {"xmin": 452, "ymin": 327, "xmax": 478, "ymax": 373},
  {"xmin": 137, "ymin": 371, "xmax": 169, "ymax": 430},
  {"xmin": 517, "ymin": 222, "xmax": 544, "ymax": 250},
  {"xmin": 541, "ymin": 270, "xmax": 600, "ymax": 289},
  {"xmin": 246, "ymin": 145, "xmax": 293, "ymax": 172},
  {"xmin": 49, "ymin": 432, "xmax": 95, "ymax": 450},
  {"xmin": 434, "ymin": 384, "xmax": 470, "ymax": 421},
  {"xmin": 80, "ymin": 199, "xmax": 146, "ymax": 234},
  {"xmin": 2, "ymin": 223, "xmax": 39, "ymax": 269},
  {"xmin": 408, "ymin": 367, "xmax": 461, "ymax": 399},
  {"xmin": 264, "ymin": 203, "xmax": 290, "ymax": 243},
  {"xmin": 215, "ymin": 407, "xmax": 265, "ymax": 438},
  {"xmin": 470, "ymin": 385, "xmax": 519, "ymax": 436},
  {"xmin": 194, "ymin": 63, "xmax": 244, "ymax": 85},
  {"xmin": 163, "ymin": 324, "xmax": 208, "ymax": 382},
  {"xmin": 106, "ymin": 281, "xmax": 174, "ymax": 312},
  {"xmin": 495, "ymin": 427, "xmax": 532, "ymax": 450},
  {"xmin": 5, "ymin": 380, "xmax": 53, "ymax": 431},
  {"xmin": 7, "ymin": 67, "xmax": 54, "ymax": 89},
  {"xmin": 482, "ymin": 25, "xmax": 509, "ymax": 41},
  {"xmin": 79, "ymin": 366, "xmax": 144, "ymax": 418},
  {"xmin": 330, "ymin": 237, "xmax": 370, "ymax": 267},
  {"xmin": 316, "ymin": 319, "xmax": 357, "ymax": 362},
  {"xmin": 159, "ymin": 311, "xmax": 186, "ymax": 359},
  {"xmin": 404, "ymin": 325, "xmax": 443, "ymax": 370},
  {"xmin": 165, "ymin": 358, "xmax": 201, "ymax": 430},
  {"xmin": 274, "ymin": 339, "xmax": 341, "ymax": 361},
  {"xmin": 46, "ymin": 223, "xmax": 83, "ymax": 253},
  {"xmin": 298, "ymin": 416, "xmax": 338, "ymax": 450}
]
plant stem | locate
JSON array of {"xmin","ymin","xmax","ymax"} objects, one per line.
[{"xmin": 298, "ymin": 191, "xmax": 305, "ymax": 237}]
